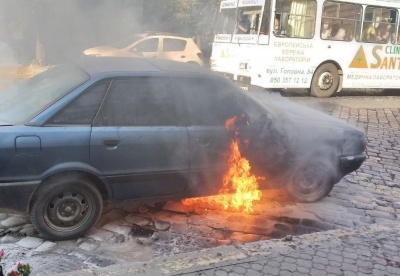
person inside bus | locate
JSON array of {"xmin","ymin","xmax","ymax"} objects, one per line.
[
  {"xmin": 333, "ymin": 28, "xmax": 346, "ymax": 40},
  {"xmin": 363, "ymin": 22, "xmax": 376, "ymax": 42},
  {"xmin": 236, "ymin": 10, "xmax": 251, "ymax": 34},
  {"xmin": 321, "ymin": 21, "xmax": 332, "ymax": 39},
  {"xmin": 273, "ymin": 18, "xmax": 280, "ymax": 34},
  {"xmin": 376, "ymin": 22, "xmax": 391, "ymax": 43}
]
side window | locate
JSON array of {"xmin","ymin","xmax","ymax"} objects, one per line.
[
  {"xmin": 163, "ymin": 39, "xmax": 187, "ymax": 51},
  {"xmin": 321, "ymin": 2, "xmax": 362, "ymax": 42},
  {"xmin": 176, "ymin": 78, "xmax": 244, "ymax": 126},
  {"xmin": 363, "ymin": 6, "xmax": 397, "ymax": 43},
  {"xmin": 274, "ymin": 0, "xmax": 317, "ymax": 38},
  {"xmin": 48, "ymin": 80, "xmax": 110, "ymax": 125},
  {"xmin": 133, "ymin": 38, "xmax": 159, "ymax": 52},
  {"xmin": 98, "ymin": 78, "xmax": 177, "ymax": 126}
]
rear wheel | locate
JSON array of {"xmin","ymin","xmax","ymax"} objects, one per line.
[
  {"xmin": 286, "ymin": 157, "xmax": 337, "ymax": 202},
  {"xmin": 310, "ymin": 63, "xmax": 339, "ymax": 98},
  {"xmin": 30, "ymin": 174, "xmax": 102, "ymax": 240}
]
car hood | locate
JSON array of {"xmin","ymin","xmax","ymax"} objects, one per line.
[
  {"xmin": 83, "ymin": 46, "xmax": 119, "ymax": 55},
  {"xmin": 265, "ymin": 97, "xmax": 360, "ymax": 132}
]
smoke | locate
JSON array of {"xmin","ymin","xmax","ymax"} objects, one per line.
[{"xmin": 0, "ymin": 0, "xmax": 144, "ymax": 65}]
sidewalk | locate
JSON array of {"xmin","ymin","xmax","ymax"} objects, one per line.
[{"xmin": 62, "ymin": 222, "xmax": 400, "ymax": 276}]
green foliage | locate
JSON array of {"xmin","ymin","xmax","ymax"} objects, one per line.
[{"xmin": 168, "ymin": 0, "xmax": 220, "ymax": 34}]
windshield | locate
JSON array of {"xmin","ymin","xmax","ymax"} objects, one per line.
[
  {"xmin": 110, "ymin": 35, "xmax": 142, "ymax": 49},
  {"xmin": 215, "ymin": 8, "xmax": 237, "ymax": 35},
  {"xmin": 0, "ymin": 62, "xmax": 89, "ymax": 124}
]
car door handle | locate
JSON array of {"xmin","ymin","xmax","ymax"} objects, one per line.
[
  {"xmin": 103, "ymin": 139, "xmax": 120, "ymax": 147},
  {"xmin": 180, "ymin": 55, "xmax": 186, "ymax": 58},
  {"xmin": 196, "ymin": 138, "xmax": 210, "ymax": 147}
]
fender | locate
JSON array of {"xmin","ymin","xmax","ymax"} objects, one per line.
[{"xmin": 39, "ymin": 162, "xmax": 113, "ymax": 198}]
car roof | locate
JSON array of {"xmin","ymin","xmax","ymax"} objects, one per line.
[{"xmin": 74, "ymin": 57, "xmax": 209, "ymax": 76}]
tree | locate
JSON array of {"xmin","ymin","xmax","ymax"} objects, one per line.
[{"xmin": 167, "ymin": 0, "xmax": 220, "ymax": 36}]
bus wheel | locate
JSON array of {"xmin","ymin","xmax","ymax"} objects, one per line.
[{"xmin": 310, "ymin": 63, "xmax": 339, "ymax": 98}]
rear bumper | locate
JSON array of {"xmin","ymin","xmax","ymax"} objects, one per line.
[
  {"xmin": 0, "ymin": 181, "xmax": 40, "ymax": 213},
  {"xmin": 339, "ymin": 153, "xmax": 366, "ymax": 176}
]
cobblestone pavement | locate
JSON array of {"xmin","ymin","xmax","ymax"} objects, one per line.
[
  {"xmin": 64, "ymin": 222, "xmax": 400, "ymax": 276},
  {"xmin": 1, "ymin": 94, "xmax": 400, "ymax": 275}
]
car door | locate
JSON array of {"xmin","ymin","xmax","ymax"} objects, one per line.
[
  {"xmin": 90, "ymin": 77, "xmax": 189, "ymax": 200},
  {"xmin": 129, "ymin": 38, "xmax": 160, "ymax": 59},
  {"xmin": 160, "ymin": 38, "xmax": 188, "ymax": 63},
  {"xmin": 174, "ymin": 77, "xmax": 246, "ymax": 197}
]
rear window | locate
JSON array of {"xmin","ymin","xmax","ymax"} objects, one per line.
[
  {"xmin": 0, "ymin": 62, "xmax": 89, "ymax": 124},
  {"xmin": 163, "ymin": 38, "xmax": 187, "ymax": 52}
]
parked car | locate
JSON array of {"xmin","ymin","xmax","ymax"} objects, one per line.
[
  {"xmin": 0, "ymin": 57, "xmax": 366, "ymax": 240},
  {"xmin": 82, "ymin": 32, "xmax": 204, "ymax": 66}
]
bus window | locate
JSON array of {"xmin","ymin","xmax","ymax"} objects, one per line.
[
  {"xmin": 215, "ymin": 6, "xmax": 237, "ymax": 35},
  {"xmin": 236, "ymin": 6, "xmax": 263, "ymax": 34},
  {"xmin": 362, "ymin": 6, "xmax": 397, "ymax": 44},
  {"xmin": 321, "ymin": 1, "xmax": 362, "ymax": 42},
  {"xmin": 274, "ymin": 0, "xmax": 317, "ymax": 38},
  {"xmin": 260, "ymin": 1, "xmax": 271, "ymax": 35}
]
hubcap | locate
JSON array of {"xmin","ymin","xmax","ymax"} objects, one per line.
[
  {"xmin": 318, "ymin": 72, "xmax": 333, "ymax": 90},
  {"xmin": 45, "ymin": 191, "xmax": 91, "ymax": 231}
]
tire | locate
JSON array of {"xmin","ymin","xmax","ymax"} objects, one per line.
[
  {"xmin": 30, "ymin": 174, "xmax": 102, "ymax": 240},
  {"xmin": 310, "ymin": 63, "xmax": 339, "ymax": 98},
  {"xmin": 286, "ymin": 157, "xmax": 337, "ymax": 203}
]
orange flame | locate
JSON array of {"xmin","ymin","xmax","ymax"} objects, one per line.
[{"xmin": 182, "ymin": 116, "xmax": 262, "ymax": 213}]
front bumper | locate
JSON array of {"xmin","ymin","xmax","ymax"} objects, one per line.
[
  {"xmin": 0, "ymin": 181, "xmax": 40, "ymax": 213},
  {"xmin": 339, "ymin": 152, "xmax": 366, "ymax": 176}
]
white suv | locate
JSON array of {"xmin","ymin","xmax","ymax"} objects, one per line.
[{"xmin": 82, "ymin": 32, "xmax": 204, "ymax": 66}]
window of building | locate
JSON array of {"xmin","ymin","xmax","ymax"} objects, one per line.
[
  {"xmin": 274, "ymin": 0, "xmax": 317, "ymax": 38},
  {"xmin": 98, "ymin": 78, "xmax": 177, "ymax": 127},
  {"xmin": 321, "ymin": 2, "xmax": 362, "ymax": 41},
  {"xmin": 362, "ymin": 6, "xmax": 397, "ymax": 44},
  {"xmin": 163, "ymin": 39, "xmax": 187, "ymax": 52}
]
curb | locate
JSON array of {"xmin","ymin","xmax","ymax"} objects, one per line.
[{"xmin": 59, "ymin": 222, "xmax": 400, "ymax": 276}]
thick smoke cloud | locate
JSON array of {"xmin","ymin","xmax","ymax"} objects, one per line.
[{"xmin": 0, "ymin": 0, "xmax": 144, "ymax": 65}]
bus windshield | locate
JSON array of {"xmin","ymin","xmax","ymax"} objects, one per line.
[{"xmin": 215, "ymin": 1, "xmax": 237, "ymax": 35}]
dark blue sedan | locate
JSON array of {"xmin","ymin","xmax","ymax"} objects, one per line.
[{"xmin": 0, "ymin": 57, "xmax": 366, "ymax": 240}]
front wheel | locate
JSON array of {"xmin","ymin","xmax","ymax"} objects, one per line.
[
  {"xmin": 286, "ymin": 157, "xmax": 337, "ymax": 203},
  {"xmin": 310, "ymin": 63, "xmax": 339, "ymax": 98},
  {"xmin": 30, "ymin": 175, "xmax": 102, "ymax": 240}
]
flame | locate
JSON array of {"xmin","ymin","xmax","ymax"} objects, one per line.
[{"xmin": 182, "ymin": 116, "xmax": 262, "ymax": 213}]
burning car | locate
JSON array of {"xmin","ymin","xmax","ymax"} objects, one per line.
[{"xmin": 0, "ymin": 57, "xmax": 366, "ymax": 240}]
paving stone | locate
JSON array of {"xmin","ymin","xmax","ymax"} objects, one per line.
[
  {"xmin": 16, "ymin": 236, "xmax": 44, "ymax": 248},
  {"xmin": 1, "ymin": 216, "xmax": 29, "ymax": 228},
  {"xmin": 34, "ymin": 241, "xmax": 57, "ymax": 252},
  {"xmin": 125, "ymin": 214, "xmax": 152, "ymax": 226},
  {"xmin": 154, "ymin": 220, "xmax": 171, "ymax": 231},
  {"xmin": 86, "ymin": 228, "xmax": 115, "ymax": 242},
  {"xmin": 79, "ymin": 242, "xmax": 100, "ymax": 251},
  {"xmin": 19, "ymin": 226, "xmax": 37, "ymax": 236},
  {"xmin": 102, "ymin": 222, "xmax": 132, "ymax": 237},
  {"xmin": 0, "ymin": 234, "xmax": 18, "ymax": 243}
]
